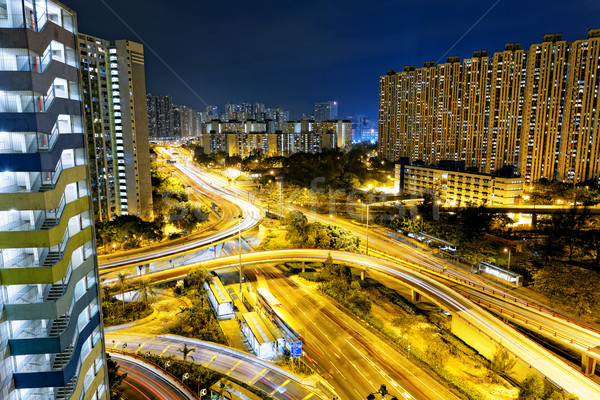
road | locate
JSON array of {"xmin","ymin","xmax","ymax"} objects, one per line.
[
  {"xmin": 110, "ymin": 354, "xmax": 192, "ymax": 400},
  {"xmin": 98, "ymin": 160, "xmax": 262, "ymax": 272},
  {"xmin": 252, "ymin": 264, "xmax": 459, "ymax": 400},
  {"xmin": 178, "ymin": 164, "xmax": 600, "ymax": 366},
  {"xmin": 131, "ymin": 249, "xmax": 600, "ymax": 399},
  {"xmin": 301, "ymin": 210, "xmax": 600, "ymax": 368},
  {"xmin": 106, "ymin": 334, "xmax": 323, "ymax": 400}
]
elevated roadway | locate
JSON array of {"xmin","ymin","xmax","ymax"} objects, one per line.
[{"xmin": 125, "ymin": 249, "xmax": 600, "ymax": 399}]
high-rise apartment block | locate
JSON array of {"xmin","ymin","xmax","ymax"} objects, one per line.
[
  {"xmin": 379, "ymin": 30, "xmax": 600, "ymax": 185},
  {"xmin": 314, "ymin": 101, "xmax": 338, "ymax": 122},
  {"xmin": 0, "ymin": 1, "xmax": 109, "ymax": 399},
  {"xmin": 146, "ymin": 94, "xmax": 173, "ymax": 139},
  {"xmin": 78, "ymin": 35, "xmax": 153, "ymax": 221},
  {"xmin": 201, "ymin": 119, "xmax": 351, "ymax": 156}
]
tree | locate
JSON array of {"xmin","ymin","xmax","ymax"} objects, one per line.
[
  {"xmin": 169, "ymin": 201, "xmax": 210, "ymax": 232},
  {"xmin": 518, "ymin": 373, "xmax": 544, "ymax": 400},
  {"xmin": 186, "ymin": 266, "xmax": 212, "ymax": 290},
  {"xmin": 217, "ymin": 377, "xmax": 233, "ymax": 400},
  {"xmin": 178, "ymin": 343, "xmax": 195, "ymax": 361},
  {"xmin": 117, "ymin": 272, "xmax": 129, "ymax": 314},
  {"xmin": 487, "ymin": 344, "xmax": 517, "ymax": 383},
  {"xmin": 106, "ymin": 353, "xmax": 125, "ymax": 399},
  {"xmin": 135, "ymin": 278, "xmax": 156, "ymax": 309}
]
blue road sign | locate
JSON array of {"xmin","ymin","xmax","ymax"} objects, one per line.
[{"xmin": 291, "ymin": 341, "xmax": 302, "ymax": 358}]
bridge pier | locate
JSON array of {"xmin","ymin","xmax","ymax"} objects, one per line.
[
  {"xmin": 582, "ymin": 354, "xmax": 597, "ymax": 376},
  {"xmin": 360, "ymin": 269, "xmax": 366, "ymax": 280},
  {"xmin": 411, "ymin": 289, "xmax": 421, "ymax": 303},
  {"xmin": 532, "ymin": 213, "xmax": 538, "ymax": 228},
  {"xmin": 302, "ymin": 261, "xmax": 306, "ymax": 273}
]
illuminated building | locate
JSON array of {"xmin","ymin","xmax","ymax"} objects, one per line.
[
  {"xmin": 314, "ymin": 101, "xmax": 338, "ymax": 122},
  {"xmin": 0, "ymin": 1, "xmax": 108, "ymax": 399},
  {"xmin": 146, "ymin": 94, "xmax": 173, "ymax": 139},
  {"xmin": 78, "ymin": 35, "xmax": 153, "ymax": 221},
  {"xmin": 380, "ymin": 30, "xmax": 600, "ymax": 185},
  {"xmin": 401, "ymin": 165, "xmax": 523, "ymax": 206}
]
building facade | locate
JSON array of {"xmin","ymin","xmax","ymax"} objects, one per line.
[
  {"xmin": 379, "ymin": 30, "xmax": 600, "ymax": 185},
  {"xmin": 146, "ymin": 93, "xmax": 173, "ymax": 139},
  {"xmin": 0, "ymin": 1, "xmax": 109, "ymax": 399},
  {"xmin": 200, "ymin": 119, "xmax": 350, "ymax": 157},
  {"xmin": 314, "ymin": 101, "xmax": 338, "ymax": 122},
  {"xmin": 78, "ymin": 36, "xmax": 153, "ymax": 221},
  {"xmin": 401, "ymin": 165, "xmax": 524, "ymax": 206},
  {"xmin": 106, "ymin": 40, "xmax": 153, "ymax": 220}
]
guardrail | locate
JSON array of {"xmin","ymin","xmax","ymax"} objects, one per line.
[{"xmin": 361, "ymin": 231, "xmax": 600, "ymax": 343}]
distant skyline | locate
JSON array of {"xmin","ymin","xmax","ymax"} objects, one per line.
[{"xmin": 65, "ymin": 0, "xmax": 600, "ymax": 119}]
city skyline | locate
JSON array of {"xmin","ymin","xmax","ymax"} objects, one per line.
[{"xmin": 63, "ymin": 0, "xmax": 599, "ymax": 119}]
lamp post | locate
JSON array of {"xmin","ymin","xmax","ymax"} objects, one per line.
[
  {"xmin": 504, "ymin": 247, "xmax": 511, "ymax": 272},
  {"xmin": 238, "ymin": 214, "xmax": 243, "ymax": 292},
  {"xmin": 366, "ymin": 384, "xmax": 398, "ymax": 400},
  {"xmin": 366, "ymin": 203, "xmax": 370, "ymax": 256},
  {"xmin": 358, "ymin": 199, "xmax": 363, "ymax": 223}
]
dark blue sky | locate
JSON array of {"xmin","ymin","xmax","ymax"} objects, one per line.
[{"xmin": 63, "ymin": 0, "xmax": 599, "ymax": 119}]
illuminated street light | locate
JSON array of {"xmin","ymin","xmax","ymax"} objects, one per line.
[
  {"xmin": 504, "ymin": 247, "xmax": 511, "ymax": 272},
  {"xmin": 238, "ymin": 214, "xmax": 243, "ymax": 291},
  {"xmin": 366, "ymin": 203, "xmax": 370, "ymax": 256}
]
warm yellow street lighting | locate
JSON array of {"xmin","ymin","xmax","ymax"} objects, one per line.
[{"xmin": 504, "ymin": 248, "xmax": 511, "ymax": 272}]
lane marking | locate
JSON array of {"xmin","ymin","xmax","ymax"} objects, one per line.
[
  {"xmin": 270, "ymin": 379, "xmax": 290, "ymax": 396},
  {"xmin": 206, "ymin": 354, "xmax": 217, "ymax": 367},
  {"xmin": 226, "ymin": 360, "xmax": 242, "ymax": 376},
  {"xmin": 248, "ymin": 368, "xmax": 266, "ymax": 385},
  {"xmin": 301, "ymin": 394, "xmax": 315, "ymax": 399},
  {"xmin": 160, "ymin": 345, "xmax": 170, "ymax": 354}
]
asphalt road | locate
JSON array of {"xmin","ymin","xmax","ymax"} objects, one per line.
[
  {"xmin": 112, "ymin": 355, "xmax": 191, "ymax": 400},
  {"xmin": 136, "ymin": 249, "xmax": 600, "ymax": 399},
  {"xmin": 106, "ymin": 334, "xmax": 322, "ymax": 400},
  {"xmin": 252, "ymin": 264, "xmax": 460, "ymax": 400}
]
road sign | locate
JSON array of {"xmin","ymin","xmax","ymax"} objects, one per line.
[{"xmin": 291, "ymin": 340, "xmax": 302, "ymax": 358}]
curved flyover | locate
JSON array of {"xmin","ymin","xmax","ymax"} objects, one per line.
[
  {"xmin": 137, "ymin": 249, "xmax": 600, "ymax": 399},
  {"xmin": 98, "ymin": 166, "xmax": 262, "ymax": 271}
]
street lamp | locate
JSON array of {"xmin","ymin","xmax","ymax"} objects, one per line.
[
  {"xmin": 358, "ymin": 199, "xmax": 363, "ymax": 223},
  {"xmin": 238, "ymin": 214, "xmax": 243, "ymax": 292},
  {"xmin": 504, "ymin": 247, "xmax": 511, "ymax": 272},
  {"xmin": 366, "ymin": 384, "xmax": 398, "ymax": 400},
  {"xmin": 416, "ymin": 215, "xmax": 423, "ymax": 232},
  {"xmin": 366, "ymin": 203, "xmax": 370, "ymax": 256}
]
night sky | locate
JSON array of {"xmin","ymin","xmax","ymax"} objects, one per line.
[{"xmin": 63, "ymin": 0, "xmax": 599, "ymax": 120}]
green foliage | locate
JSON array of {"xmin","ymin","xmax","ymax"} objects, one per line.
[
  {"xmin": 168, "ymin": 201, "xmax": 210, "ymax": 232},
  {"xmin": 96, "ymin": 215, "xmax": 163, "ymax": 250},
  {"xmin": 169, "ymin": 294, "xmax": 227, "ymax": 344},
  {"xmin": 487, "ymin": 344, "xmax": 517, "ymax": 383},
  {"xmin": 178, "ymin": 343, "xmax": 195, "ymax": 361},
  {"xmin": 144, "ymin": 353, "xmax": 218, "ymax": 394},
  {"xmin": 101, "ymin": 295, "xmax": 153, "ymax": 327},
  {"xmin": 527, "ymin": 179, "xmax": 599, "ymax": 206},
  {"xmin": 518, "ymin": 374, "xmax": 545, "ymax": 400},
  {"xmin": 106, "ymin": 354, "xmax": 124, "ymax": 399},
  {"xmin": 283, "ymin": 211, "xmax": 360, "ymax": 251},
  {"xmin": 529, "ymin": 262, "xmax": 600, "ymax": 316},
  {"xmin": 185, "ymin": 266, "xmax": 212, "ymax": 290},
  {"xmin": 313, "ymin": 255, "xmax": 372, "ymax": 318},
  {"xmin": 134, "ymin": 278, "xmax": 157, "ymax": 309}
]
